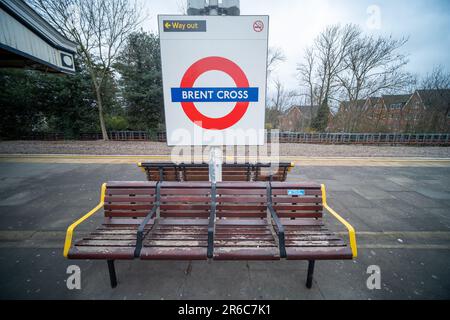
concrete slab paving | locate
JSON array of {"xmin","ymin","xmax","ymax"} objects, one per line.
[{"xmin": 0, "ymin": 163, "xmax": 449, "ymax": 300}]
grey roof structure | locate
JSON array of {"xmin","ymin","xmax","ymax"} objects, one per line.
[{"xmin": 0, "ymin": 0, "xmax": 77, "ymax": 74}]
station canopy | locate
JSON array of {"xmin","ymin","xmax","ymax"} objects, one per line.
[{"xmin": 0, "ymin": 0, "xmax": 77, "ymax": 74}]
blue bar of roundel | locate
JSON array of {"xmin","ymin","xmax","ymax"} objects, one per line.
[{"xmin": 171, "ymin": 87, "xmax": 259, "ymax": 102}]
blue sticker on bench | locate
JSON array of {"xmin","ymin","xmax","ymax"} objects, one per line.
[{"xmin": 288, "ymin": 190, "xmax": 306, "ymax": 196}]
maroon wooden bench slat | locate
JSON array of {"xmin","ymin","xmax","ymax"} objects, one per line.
[
  {"xmin": 139, "ymin": 162, "xmax": 294, "ymax": 182},
  {"xmin": 140, "ymin": 247, "xmax": 208, "ymax": 260},
  {"xmin": 65, "ymin": 181, "xmax": 356, "ymax": 289},
  {"xmin": 68, "ymin": 247, "xmax": 137, "ymax": 260}
]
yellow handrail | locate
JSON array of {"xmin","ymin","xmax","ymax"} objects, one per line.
[
  {"xmin": 288, "ymin": 162, "xmax": 295, "ymax": 172},
  {"xmin": 63, "ymin": 183, "xmax": 107, "ymax": 258},
  {"xmin": 137, "ymin": 162, "xmax": 146, "ymax": 173},
  {"xmin": 321, "ymin": 184, "xmax": 358, "ymax": 258}
]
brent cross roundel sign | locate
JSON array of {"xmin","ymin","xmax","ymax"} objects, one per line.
[
  {"xmin": 160, "ymin": 15, "xmax": 269, "ymax": 146},
  {"xmin": 173, "ymin": 56, "xmax": 258, "ymax": 130}
]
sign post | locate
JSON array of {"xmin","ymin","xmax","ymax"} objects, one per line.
[{"xmin": 159, "ymin": 13, "xmax": 269, "ymax": 181}]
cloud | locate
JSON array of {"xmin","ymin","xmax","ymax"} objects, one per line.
[{"xmin": 142, "ymin": 0, "xmax": 450, "ymax": 91}]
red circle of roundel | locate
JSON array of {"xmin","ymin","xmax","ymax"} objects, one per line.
[{"xmin": 180, "ymin": 56, "xmax": 250, "ymax": 130}]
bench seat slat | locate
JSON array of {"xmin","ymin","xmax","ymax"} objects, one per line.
[
  {"xmin": 77, "ymin": 240, "xmax": 136, "ymax": 247},
  {"xmin": 285, "ymin": 240, "xmax": 347, "ymax": 247},
  {"xmin": 215, "ymin": 240, "xmax": 277, "ymax": 247},
  {"xmin": 68, "ymin": 247, "xmax": 135, "ymax": 260},
  {"xmin": 144, "ymin": 240, "xmax": 208, "ymax": 247},
  {"xmin": 85, "ymin": 235, "xmax": 138, "ymax": 241},
  {"xmin": 214, "ymin": 247, "xmax": 280, "ymax": 260},
  {"xmin": 154, "ymin": 224, "xmax": 209, "ymax": 230},
  {"xmin": 140, "ymin": 247, "xmax": 207, "ymax": 260},
  {"xmin": 285, "ymin": 247, "xmax": 353, "ymax": 260},
  {"xmin": 145, "ymin": 234, "xmax": 209, "ymax": 240},
  {"xmin": 216, "ymin": 230, "xmax": 272, "ymax": 236},
  {"xmin": 215, "ymin": 235, "xmax": 275, "ymax": 241}
]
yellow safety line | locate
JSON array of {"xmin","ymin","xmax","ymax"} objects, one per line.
[
  {"xmin": 321, "ymin": 184, "xmax": 358, "ymax": 258},
  {"xmin": 63, "ymin": 183, "xmax": 107, "ymax": 258}
]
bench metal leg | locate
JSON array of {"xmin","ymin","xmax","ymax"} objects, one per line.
[
  {"xmin": 306, "ymin": 260, "xmax": 315, "ymax": 289},
  {"xmin": 107, "ymin": 260, "xmax": 118, "ymax": 288}
]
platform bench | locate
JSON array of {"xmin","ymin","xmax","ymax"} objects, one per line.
[
  {"xmin": 138, "ymin": 162, "xmax": 295, "ymax": 182},
  {"xmin": 64, "ymin": 181, "xmax": 357, "ymax": 289}
]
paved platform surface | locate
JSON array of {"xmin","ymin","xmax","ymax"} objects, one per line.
[{"xmin": 0, "ymin": 162, "xmax": 449, "ymax": 300}]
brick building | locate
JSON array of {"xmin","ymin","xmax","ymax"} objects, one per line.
[
  {"xmin": 335, "ymin": 89, "xmax": 450, "ymax": 133},
  {"xmin": 279, "ymin": 105, "xmax": 319, "ymax": 132}
]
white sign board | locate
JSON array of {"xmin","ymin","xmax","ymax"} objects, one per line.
[{"xmin": 159, "ymin": 15, "xmax": 269, "ymax": 146}]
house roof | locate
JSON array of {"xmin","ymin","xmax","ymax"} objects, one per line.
[
  {"xmin": 417, "ymin": 89, "xmax": 450, "ymax": 110},
  {"xmin": 285, "ymin": 105, "xmax": 320, "ymax": 117},
  {"xmin": 339, "ymin": 99, "xmax": 367, "ymax": 109},
  {"xmin": 382, "ymin": 94, "xmax": 411, "ymax": 107}
]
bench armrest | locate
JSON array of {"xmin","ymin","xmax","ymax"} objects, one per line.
[
  {"xmin": 268, "ymin": 203, "xmax": 287, "ymax": 258},
  {"xmin": 134, "ymin": 205, "xmax": 159, "ymax": 257},
  {"xmin": 63, "ymin": 183, "xmax": 107, "ymax": 258},
  {"xmin": 134, "ymin": 182, "xmax": 161, "ymax": 257},
  {"xmin": 288, "ymin": 162, "xmax": 295, "ymax": 172},
  {"xmin": 321, "ymin": 184, "xmax": 358, "ymax": 258},
  {"xmin": 137, "ymin": 162, "xmax": 146, "ymax": 173}
]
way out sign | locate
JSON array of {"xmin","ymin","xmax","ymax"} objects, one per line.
[{"xmin": 159, "ymin": 15, "xmax": 269, "ymax": 146}]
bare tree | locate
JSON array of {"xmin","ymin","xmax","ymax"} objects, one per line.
[
  {"xmin": 314, "ymin": 25, "xmax": 360, "ymax": 109},
  {"xmin": 418, "ymin": 66, "xmax": 450, "ymax": 132},
  {"xmin": 297, "ymin": 48, "xmax": 315, "ymax": 120},
  {"xmin": 337, "ymin": 28, "xmax": 412, "ymax": 131},
  {"xmin": 270, "ymin": 79, "xmax": 298, "ymax": 112},
  {"xmin": 267, "ymin": 47, "xmax": 286, "ymax": 78},
  {"xmin": 176, "ymin": 0, "xmax": 188, "ymax": 15},
  {"xmin": 422, "ymin": 66, "xmax": 450, "ymax": 90},
  {"xmin": 297, "ymin": 24, "xmax": 360, "ymax": 131},
  {"xmin": 298, "ymin": 23, "xmax": 415, "ymax": 132},
  {"xmin": 29, "ymin": 0, "xmax": 143, "ymax": 140},
  {"xmin": 265, "ymin": 47, "xmax": 287, "ymax": 128},
  {"xmin": 266, "ymin": 79, "xmax": 299, "ymax": 129}
]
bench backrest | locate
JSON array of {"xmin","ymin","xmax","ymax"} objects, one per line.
[
  {"xmin": 215, "ymin": 182, "xmax": 268, "ymax": 218},
  {"xmin": 104, "ymin": 182, "xmax": 157, "ymax": 218},
  {"xmin": 142, "ymin": 165, "xmax": 180, "ymax": 182},
  {"xmin": 182, "ymin": 165, "xmax": 252, "ymax": 182},
  {"xmin": 140, "ymin": 163, "xmax": 293, "ymax": 182},
  {"xmin": 270, "ymin": 182, "xmax": 323, "ymax": 219},
  {"xmin": 254, "ymin": 164, "xmax": 291, "ymax": 182},
  {"xmin": 103, "ymin": 181, "xmax": 322, "ymax": 220},
  {"xmin": 181, "ymin": 166, "xmax": 209, "ymax": 182},
  {"xmin": 159, "ymin": 182, "xmax": 212, "ymax": 218}
]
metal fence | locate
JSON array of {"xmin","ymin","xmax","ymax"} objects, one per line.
[
  {"xmin": 80, "ymin": 131, "xmax": 153, "ymax": 141},
  {"xmin": 17, "ymin": 131, "xmax": 450, "ymax": 146},
  {"xmin": 274, "ymin": 132, "xmax": 450, "ymax": 145}
]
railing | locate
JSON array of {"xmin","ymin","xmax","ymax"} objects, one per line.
[
  {"xmin": 80, "ymin": 131, "xmax": 153, "ymax": 141},
  {"xmin": 15, "ymin": 131, "xmax": 450, "ymax": 146},
  {"xmin": 274, "ymin": 132, "xmax": 450, "ymax": 145}
]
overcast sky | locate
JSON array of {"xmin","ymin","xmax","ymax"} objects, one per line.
[{"xmin": 142, "ymin": 0, "xmax": 450, "ymax": 91}]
